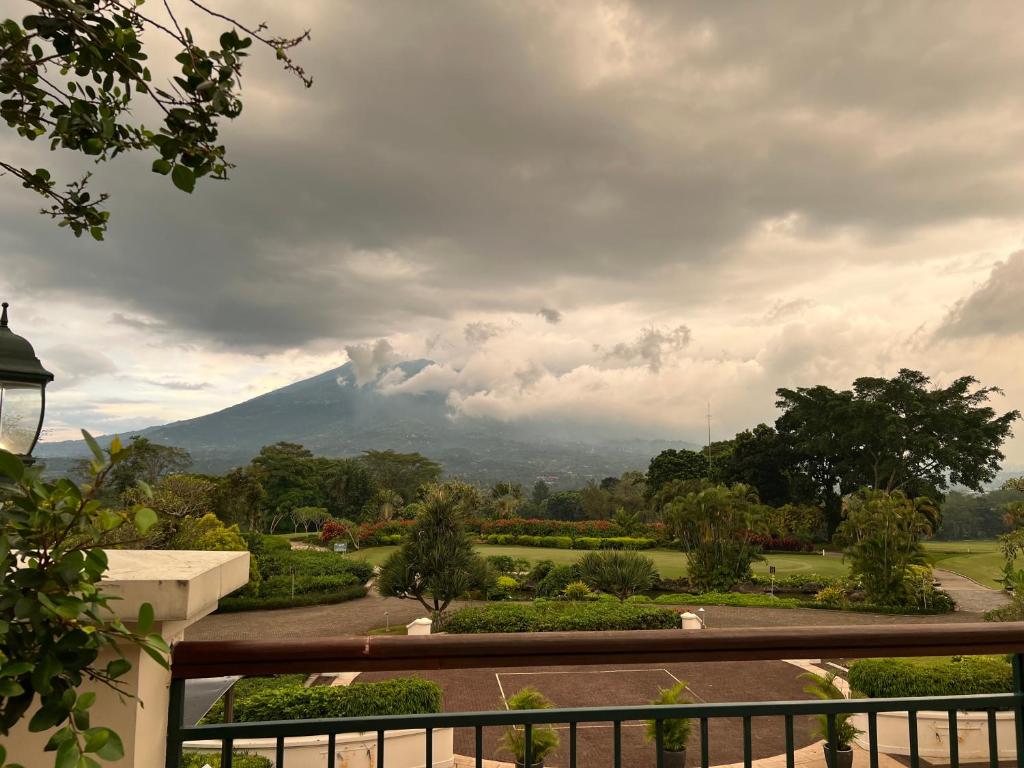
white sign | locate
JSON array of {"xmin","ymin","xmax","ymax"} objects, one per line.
[{"xmin": 334, "ymin": 542, "xmax": 348, "ymax": 553}]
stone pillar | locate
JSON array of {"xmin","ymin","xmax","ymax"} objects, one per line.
[
  {"xmin": 5, "ymin": 550, "xmax": 249, "ymax": 768},
  {"xmin": 406, "ymin": 617, "xmax": 433, "ymax": 635}
]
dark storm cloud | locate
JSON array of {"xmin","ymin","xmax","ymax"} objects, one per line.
[
  {"xmin": 937, "ymin": 252, "xmax": 1024, "ymax": 338},
  {"xmin": 537, "ymin": 308, "xmax": 562, "ymax": 324},
  {"xmin": 4, "ymin": 0, "xmax": 1024, "ymax": 349}
]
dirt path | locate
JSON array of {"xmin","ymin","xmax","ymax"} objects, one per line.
[{"xmin": 933, "ymin": 568, "xmax": 1010, "ymax": 614}]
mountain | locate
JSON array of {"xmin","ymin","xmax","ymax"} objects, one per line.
[{"xmin": 36, "ymin": 360, "xmax": 696, "ymax": 486}]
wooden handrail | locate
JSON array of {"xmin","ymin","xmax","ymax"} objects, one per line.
[{"xmin": 171, "ymin": 623, "xmax": 1024, "ymax": 679}]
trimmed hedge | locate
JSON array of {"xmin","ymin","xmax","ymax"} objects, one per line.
[
  {"xmin": 260, "ymin": 573, "xmax": 359, "ymax": 595},
  {"xmin": 258, "ymin": 549, "xmax": 374, "ymax": 582},
  {"xmin": 218, "ymin": 584, "xmax": 367, "ymax": 613},
  {"xmin": 653, "ymin": 592, "xmax": 803, "ymax": 608},
  {"xmin": 482, "ymin": 534, "xmax": 656, "ymax": 550},
  {"xmin": 848, "ymin": 657, "xmax": 1012, "ymax": 698},
  {"xmin": 232, "ymin": 677, "xmax": 443, "ymax": 722},
  {"xmin": 204, "ymin": 675, "xmax": 307, "ymax": 723},
  {"xmin": 181, "ymin": 754, "xmax": 271, "ymax": 768},
  {"xmin": 443, "ymin": 601, "xmax": 679, "ymax": 633}
]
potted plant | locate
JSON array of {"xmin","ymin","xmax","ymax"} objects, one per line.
[
  {"xmin": 498, "ymin": 688, "xmax": 560, "ymax": 768},
  {"xmin": 800, "ymin": 671, "xmax": 862, "ymax": 768},
  {"xmin": 645, "ymin": 682, "xmax": 692, "ymax": 768}
]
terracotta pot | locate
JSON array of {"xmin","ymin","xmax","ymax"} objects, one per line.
[
  {"xmin": 660, "ymin": 746, "xmax": 687, "ymax": 768},
  {"xmin": 823, "ymin": 745, "xmax": 854, "ymax": 768}
]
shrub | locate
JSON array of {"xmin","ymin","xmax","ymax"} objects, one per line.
[
  {"xmin": 848, "ymin": 657, "xmax": 1012, "ymax": 698},
  {"xmin": 203, "ymin": 675, "xmax": 307, "ymax": 723},
  {"xmin": 562, "ymin": 580, "xmax": 593, "ymax": 600},
  {"xmin": 232, "ymin": 678, "xmax": 443, "ymax": 722},
  {"xmin": 653, "ymin": 592, "xmax": 803, "ymax": 608},
  {"xmin": 801, "ymin": 672, "xmax": 861, "ymax": 749},
  {"xmin": 645, "ymin": 682, "xmax": 691, "ymax": 752},
  {"xmin": 498, "ymin": 688, "xmax": 560, "ymax": 764},
  {"xmin": 578, "ymin": 550, "xmax": 659, "ymax": 599},
  {"xmin": 181, "ymin": 754, "xmax": 271, "ymax": 768},
  {"xmin": 526, "ymin": 559, "xmax": 556, "ymax": 587},
  {"xmin": 260, "ymin": 573, "xmax": 359, "ymax": 595},
  {"xmin": 444, "ymin": 601, "xmax": 679, "ymax": 633},
  {"xmin": 218, "ymin": 584, "xmax": 368, "ymax": 612},
  {"xmin": 813, "ymin": 583, "xmax": 849, "ymax": 609},
  {"xmin": 535, "ymin": 564, "xmax": 579, "ymax": 597},
  {"xmin": 491, "ymin": 575, "xmax": 519, "ymax": 599},
  {"xmin": 626, "ymin": 594, "xmax": 653, "ymax": 603},
  {"xmin": 750, "ymin": 574, "xmax": 839, "ymax": 593},
  {"xmin": 747, "ymin": 534, "xmax": 814, "ymax": 552},
  {"xmin": 486, "ymin": 555, "xmax": 519, "ymax": 574}
]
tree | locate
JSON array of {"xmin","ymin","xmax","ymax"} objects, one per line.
[
  {"xmin": 544, "ymin": 490, "xmax": 584, "ymax": 521},
  {"xmin": 250, "ymin": 442, "xmax": 318, "ymax": 527},
  {"xmin": 935, "ymin": 490, "xmax": 1013, "ymax": 540},
  {"xmin": 662, "ymin": 483, "xmax": 768, "ymax": 591},
  {"xmin": 776, "ymin": 370, "xmax": 1020, "ymax": 537},
  {"xmin": 489, "ymin": 481, "xmax": 523, "ymax": 518},
  {"xmin": 212, "ymin": 466, "xmax": 266, "ymax": 532},
  {"xmin": 106, "ymin": 436, "xmax": 192, "ymax": 497},
  {"xmin": 317, "ymin": 458, "xmax": 377, "ymax": 520},
  {"xmin": 647, "ymin": 448, "xmax": 707, "ymax": 495},
  {"xmin": 577, "ymin": 550, "xmax": 658, "ymax": 599},
  {"xmin": 531, "ymin": 480, "xmax": 551, "ymax": 506},
  {"xmin": 358, "ymin": 449, "xmax": 442, "ymax": 502},
  {"xmin": 834, "ymin": 489, "xmax": 938, "ymax": 606},
  {"xmin": 719, "ymin": 424, "xmax": 802, "ymax": 507},
  {"xmin": 377, "ymin": 485, "xmax": 486, "ymax": 616},
  {"xmin": 0, "ymin": 1, "xmax": 309, "ymax": 238},
  {"xmin": 121, "ymin": 472, "xmax": 216, "ymax": 547},
  {"xmin": 290, "ymin": 506, "xmax": 330, "ymax": 533},
  {"xmin": 363, "ymin": 488, "xmax": 404, "ymax": 522},
  {"xmin": 0, "ymin": 437, "xmax": 167, "ymax": 768}
]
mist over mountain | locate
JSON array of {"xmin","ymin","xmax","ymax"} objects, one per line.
[{"xmin": 36, "ymin": 360, "xmax": 697, "ymax": 486}]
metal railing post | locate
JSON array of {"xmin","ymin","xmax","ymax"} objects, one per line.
[
  {"xmin": 165, "ymin": 677, "xmax": 186, "ymax": 768},
  {"xmin": 1014, "ymin": 653, "xmax": 1024, "ymax": 768}
]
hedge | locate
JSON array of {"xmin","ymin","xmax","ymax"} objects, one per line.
[
  {"xmin": 848, "ymin": 657, "xmax": 1012, "ymax": 698},
  {"xmin": 204, "ymin": 675, "xmax": 307, "ymax": 723},
  {"xmin": 443, "ymin": 601, "xmax": 679, "ymax": 633},
  {"xmin": 260, "ymin": 573, "xmax": 359, "ymax": 595},
  {"xmin": 482, "ymin": 534, "xmax": 656, "ymax": 550},
  {"xmin": 258, "ymin": 549, "xmax": 374, "ymax": 582},
  {"xmin": 181, "ymin": 754, "xmax": 271, "ymax": 768},
  {"xmin": 653, "ymin": 592, "xmax": 804, "ymax": 608},
  {"xmin": 232, "ymin": 677, "xmax": 443, "ymax": 722},
  {"xmin": 218, "ymin": 584, "xmax": 367, "ymax": 613}
]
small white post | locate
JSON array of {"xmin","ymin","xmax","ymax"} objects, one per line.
[{"xmin": 407, "ymin": 617, "xmax": 433, "ymax": 635}]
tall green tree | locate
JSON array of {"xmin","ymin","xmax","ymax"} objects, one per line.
[
  {"xmin": 250, "ymin": 442, "xmax": 318, "ymax": 525},
  {"xmin": 776, "ymin": 369, "xmax": 1019, "ymax": 537},
  {"xmin": 212, "ymin": 466, "xmax": 266, "ymax": 532},
  {"xmin": 834, "ymin": 489, "xmax": 938, "ymax": 606},
  {"xmin": 544, "ymin": 490, "xmax": 584, "ymax": 521},
  {"xmin": 662, "ymin": 483, "xmax": 768, "ymax": 591},
  {"xmin": 358, "ymin": 449, "xmax": 442, "ymax": 502},
  {"xmin": 377, "ymin": 485, "xmax": 487, "ymax": 616},
  {"xmin": 106, "ymin": 436, "xmax": 192, "ymax": 497},
  {"xmin": 647, "ymin": 448, "xmax": 708, "ymax": 494},
  {"xmin": 0, "ymin": 1, "xmax": 309, "ymax": 238},
  {"xmin": 315, "ymin": 458, "xmax": 377, "ymax": 520},
  {"xmin": 720, "ymin": 424, "xmax": 803, "ymax": 507}
]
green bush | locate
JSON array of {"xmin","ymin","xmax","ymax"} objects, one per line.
[
  {"xmin": 232, "ymin": 677, "xmax": 443, "ymax": 722},
  {"xmin": 259, "ymin": 549, "xmax": 373, "ymax": 582},
  {"xmin": 535, "ymin": 564, "xmax": 579, "ymax": 597},
  {"xmin": 653, "ymin": 592, "xmax": 803, "ymax": 608},
  {"xmin": 260, "ymin": 573, "xmax": 359, "ymax": 595},
  {"xmin": 218, "ymin": 584, "xmax": 367, "ymax": 612},
  {"xmin": 444, "ymin": 601, "xmax": 679, "ymax": 633},
  {"xmin": 626, "ymin": 594, "xmax": 652, "ymax": 603},
  {"xmin": 181, "ymin": 753, "xmax": 271, "ymax": 768},
  {"xmin": 204, "ymin": 675, "xmax": 307, "ymax": 723},
  {"xmin": 849, "ymin": 657, "xmax": 1012, "ymax": 698}
]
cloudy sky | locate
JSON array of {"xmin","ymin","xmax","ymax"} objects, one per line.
[{"xmin": 2, "ymin": 1, "xmax": 1022, "ymax": 466}]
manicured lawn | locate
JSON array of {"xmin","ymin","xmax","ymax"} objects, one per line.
[
  {"xmin": 349, "ymin": 544, "xmax": 849, "ymax": 580},
  {"xmin": 922, "ymin": 539, "xmax": 1016, "ymax": 589}
]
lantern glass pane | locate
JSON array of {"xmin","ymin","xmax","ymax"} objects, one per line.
[{"xmin": 0, "ymin": 381, "xmax": 43, "ymax": 455}]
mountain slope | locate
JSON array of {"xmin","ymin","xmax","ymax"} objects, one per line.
[{"xmin": 37, "ymin": 361, "xmax": 694, "ymax": 485}]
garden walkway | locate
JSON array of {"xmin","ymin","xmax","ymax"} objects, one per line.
[{"xmin": 933, "ymin": 568, "xmax": 1010, "ymax": 614}]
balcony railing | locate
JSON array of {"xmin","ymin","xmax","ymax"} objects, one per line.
[{"xmin": 166, "ymin": 623, "xmax": 1024, "ymax": 768}]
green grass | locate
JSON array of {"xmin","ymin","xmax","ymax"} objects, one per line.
[
  {"xmin": 348, "ymin": 544, "xmax": 849, "ymax": 580},
  {"xmin": 922, "ymin": 540, "xmax": 1018, "ymax": 589}
]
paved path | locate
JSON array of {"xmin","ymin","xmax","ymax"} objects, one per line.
[{"xmin": 933, "ymin": 568, "xmax": 1010, "ymax": 614}]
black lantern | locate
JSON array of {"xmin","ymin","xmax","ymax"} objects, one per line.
[{"xmin": 0, "ymin": 302, "xmax": 54, "ymax": 459}]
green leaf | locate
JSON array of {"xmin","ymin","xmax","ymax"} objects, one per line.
[
  {"xmin": 75, "ymin": 692, "xmax": 96, "ymax": 711},
  {"xmin": 134, "ymin": 506, "xmax": 157, "ymax": 533},
  {"xmin": 137, "ymin": 602, "xmax": 154, "ymax": 633},
  {"xmin": 55, "ymin": 738, "xmax": 79, "ymax": 768},
  {"xmin": 0, "ymin": 450, "xmax": 25, "ymax": 480},
  {"xmin": 92, "ymin": 729, "xmax": 123, "ymax": 761},
  {"xmin": 106, "ymin": 658, "xmax": 131, "ymax": 679},
  {"xmin": 0, "ymin": 679, "xmax": 24, "ymax": 696},
  {"xmin": 81, "ymin": 431, "xmax": 104, "ymax": 462},
  {"xmin": 151, "ymin": 158, "xmax": 171, "ymax": 175},
  {"xmin": 171, "ymin": 164, "xmax": 195, "ymax": 193}
]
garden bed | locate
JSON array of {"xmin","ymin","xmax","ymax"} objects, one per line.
[{"xmin": 443, "ymin": 600, "xmax": 680, "ymax": 633}]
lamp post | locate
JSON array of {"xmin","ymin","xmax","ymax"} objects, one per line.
[{"xmin": 0, "ymin": 302, "xmax": 54, "ymax": 461}]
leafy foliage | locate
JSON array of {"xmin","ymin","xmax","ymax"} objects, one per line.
[
  {"xmin": 834, "ymin": 489, "xmax": 937, "ymax": 606},
  {"xmin": 377, "ymin": 484, "xmax": 488, "ymax": 615},
  {"xmin": 647, "ymin": 448, "xmax": 709, "ymax": 494},
  {"xmin": 0, "ymin": 436, "xmax": 168, "ymax": 768},
  {"xmin": 180, "ymin": 753, "xmax": 271, "ymax": 768},
  {"xmin": 230, "ymin": 677, "xmax": 442, "ymax": 722},
  {"xmin": 498, "ymin": 688, "xmax": 560, "ymax": 765},
  {"xmin": 443, "ymin": 601, "xmax": 679, "ymax": 633},
  {"xmin": 645, "ymin": 682, "xmax": 692, "ymax": 752},
  {"xmin": 799, "ymin": 671, "xmax": 861, "ymax": 749},
  {"xmin": 662, "ymin": 483, "xmax": 768, "ymax": 590},
  {"xmin": 577, "ymin": 550, "xmax": 658, "ymax": 599},
  {"xmin": 848, "ymin": 657, "xmax": 1012, "ymax": 698},
  {"xmin": 0, "ymin": 1, "xmax": 310, "ymax": 237}
]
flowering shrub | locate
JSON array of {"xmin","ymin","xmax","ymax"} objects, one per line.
[
  {"xmin": 321, "ymin": 519, "xmax": 415, "ymax": 546},
  {"xmin": 746, "ymin": 534, "xmax": 814, "ymax": 552}
]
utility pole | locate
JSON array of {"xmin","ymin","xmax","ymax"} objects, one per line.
[{"xmin": 706, "ymin": 401, "xmax": 713, "ymax": 477}]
